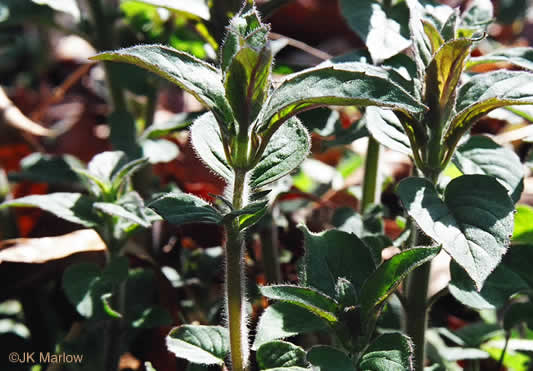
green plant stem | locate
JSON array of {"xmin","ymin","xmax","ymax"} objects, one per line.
[
  {"xmin": 497, "ymin": 331, "xmax": 511, "ymax": 370},
  {"xmin": 361, "ymin": 136, "xmax": 381, "ymax": 212},
  {"xmin": 225, "ymin": 168, "xmax": 249, "ymax": 371},
  {"xmin": 104, "ymin": 280, "xmax": 126, "ymax": 371},
  {"xmin": 261, "ymin": 205, "xmax": 281, "ymax": 283}
]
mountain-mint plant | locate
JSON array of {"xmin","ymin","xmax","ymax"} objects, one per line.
[{"xmin": 90, "ymin": 2, "xmax": 427, "ymax": 370}]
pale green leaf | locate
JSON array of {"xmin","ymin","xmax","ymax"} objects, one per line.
[
  {"xmin": 142, "ymin": 139, "xmax": 180, "ymax": 164},
  {"xmin": 366, "ymin": 107, "xmax": 411, "ymax": 155},
  {"xmin": 513, "ymin": 205, "xmax": 533, "ymax": 244},
  {"xmin": 306, "ymin": 346, "xmax": 355, "ymax": 371},
  {"xmin": 256, "ymin": 341, "xmax": 307, "ymax": 370},
  {"xmin": 148, "ymin": 192, "xmax": 222, "ymax": 225},
  {"xmin": 359, "ymin": 333, "xmax": 414, "ymax": 371}
]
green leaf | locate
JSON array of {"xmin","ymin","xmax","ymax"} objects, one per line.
[
  {"xmin": 225, "ymin": 46, "xmax": 272, "ymax": 130},
  {"xmin": 110, "ymin": 157, "xmax": 149, "ymax": 192},
  {"xmin": 425, "ymin": 38, "xmax": 473, "ymax": 120},
  {"xmin": 101, "ymin": 293, "xmax": 122, "ymax": 318},
  {"xmin": 94, "ymin": 202, "xmax": 151, "ymax": 228},
  {"xmin": 190, "ymin": 112, "xmax": 233, "ymax": 182},
  {"xmin": 131, "ymin": 306, "xmax": 173, "ymax": 328},
  {"xmin": 422, "ymin": 20, "xmax": 444, "ymax": 54},
  {"xmin": 223, "ymin": 199, "xmax": 268, "ymax": 230},
  {"xmin": 445, "ymin": 71, "xmax": 533, "ymax": 150},
  {"xmin": 397, "ymin": 175, "xmax": 514, "ymax": 289},
  {"xmin": 0, "ymin": 193, "xmax": 98, "ymax": 227},
  {"xmin": 166, "ymin": 325, "xmax": 229, "ymax": 365},
  {"xmin": 91, "ymin": 45, "xmax": 233, "ymax": 127},
  {"xmin": 148, "ymin": 192, "xmax": 222, "ymax": 225},
  {"xmin": 299, "ymin": 225, "xmax": 375, "ymax": 298},
  {"xmin": 145, "ymin": 361, "xmax": 157, "ymax": 371},
  {"xmin": 256, "ymin": 341, "xmax": 307, "ymax": 370},
  {"xmin": 453, "ymin": 135, "xmax": 524, "ymax": 203},
  {"xmin": 504, "ymin": 301, "xmax": 533, "ymax": 331},
  {"xmin": 449, "ymin": 262, "xmax": 529, "ymax": 310},
  {"xmin": 459, "ymin": 0, "xmax": 493, "ymax": 35},
  {"xmin": 339, "ymin": 0, "xmax": 411, "ymax": 63},
  {"xmin": 260, "ymin": 63, "xmax": 425, "ymax": 133},
  {"xmin": 142, "ymin": 139, "xmax": 180, "ymax": 164},
  {"xmin": 503, "ymin": 244, "xmax": 533, "ymax": 288},
  {"xmin": 306, "ymin": 346, "xmax": 355, "ymax": 371},
  {"xmin": 513, "ymin": 205, "xmax": 533, "ymax": 244},
  {"xmin": 259, "ymin": 285, "xmax": 339, "ymax": 324},
  {"xmin": 130, "ymin": 0, "xmax": 210, "ymax": 20},
  {"xmin": 366, "ymin": 107, "xmax": 411, "ymax": 155},
  {"xmin": 467, "ymin": 47, "xmax": 533, "ymax": 71},
  {"xmin": 253, "ymin": 302, "xmax": 328, "ymax": 350},
  {"xmin": 8, "ymin": 153, "xmax": 82, "ymax": 185},
  {"xmin": 360, "ymin": 247, "xmax": 440, "ymax": 322},
  {"xmin": 358, "ymin": 333, "xmax": 414, "ymax": 371},
  {"xmin": 141, "ymin": 112, "xmax": 199, "ymax": 139},
  {"xmin": 251, "ymin": 117, "xmax": 310, "ymax": 189}
]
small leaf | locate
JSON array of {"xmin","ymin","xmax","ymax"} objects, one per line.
[
  {"xmin": 253, "ymin": 302, "xmax": 328, "ymax": 350},
  {"xmin": 225, "ymin": 46, "xmax": 272, "ymax": 130},
  {"xmin": 145, "ymin": 362, "xmax": 157, "ymax": 371},
  {"xmin": 8, "ymin": 153, "xmax": 81, "ymax": 185},
  {"xmin": 223, "ymin": 199, "xmax": 268, "ymax": 230},
  {"xmin": 62, "ymin": 263, "xmax": 101, "ymax": 318},
  {"xmin": 340, "ymin": 0, "xmax": 411, "ymax": 63},
  {"xmin": 445, "ymin": 71, "xmax": 533, "ymax": 150},
  {"xmin": 259, "ymin": 285, "xmax": 339, "ymax": 324},
  {"xmin": 360, "ymin": 247, "xmax": 440, "ymax": 322},
  {"xmin": 453, "ymin": 135, "xmax": 524, "ymax": 203},
  {"xmin": 422, "ymin": 20, "xmax": 444, "ymax": 54},
  {"xmin": 141, "ymin": 112, "xmax": 199, "ymax": 139},
  {"xmin": 459, "ymin": 0, "xmax": 493, "ymax": 35},
  {"xmin": 190, "ymin": 112, "xmax": 233, "ymax": 182},
  {"xmin": 366, "ymin": 107, "xmax": 411, "ymax": 155},
  {"xmin": 299, "ymin": 225, "xmax": 375, "ymax": 298},
  {"xmin": 467, "ymin": 47, "xmax": 533, "ymax": 71},
  {"xmin": 166, "ymin": 325, "xmax": 229, "ymax": 365},
  {"xmin": 149, "ymin": 192, "xmax": 222, "ymax": 225},
  {"xmin": 397, "ymin": 175, "xmax": 514, "ymax": 289},
  {"xmin": 260, "ymin": 63, "xmax": 425, "ymax": 132},
  {"xmin": 101, "ymin": 293, "xmax": 122, "ymax": 318},
  {"xmin": 306, "ymin": 346, "xmax": 355, "ymax": 371},
  {"xmin": 251, "ymin": 117, "xmax": 310, "ymax": 189},
  {"xmin": 94, "ymin": 202, "xmax": 151, "ymax": 228},
  {"xmin": 1, "ymin": 193, "xmax": 98, "ymax": 227},
  {"xmin": 256, "ymin": 341, "xmax": 307, "ymax": 370},
  {"xmin": 359, "ymin": 333, "xmax": 414, "ymax": 370},
  {"xmin": 92, "ymin": 45, "xmax": 233, "ymax": 127}
]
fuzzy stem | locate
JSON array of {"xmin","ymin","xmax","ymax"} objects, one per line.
[
  {"xmin": 361, "ymin": 136, "xmax": 381, "ymax": 212},
  {"xmin": 225, "ymin": 168, "xmax": 249, "ymax": 371}
]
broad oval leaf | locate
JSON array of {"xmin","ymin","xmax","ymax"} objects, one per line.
[
  {"xmin": 251, "ymin": 117, "xmax": 310, "ymax": 189},
  {"xmin": 299, "ymin": 225, "xmax": 376, "ymax": 298},
  {"xmin": 166, "ymin": 325, "xmax": 229, "ymax": 365},
  {"xmin": 397, "ymin": 175, "xmax": 514, "ymax": 289},
  {"xmin": 445, "ymin": 71, "xmax": 533, "ymax": 150},
  {"xmin": 259, "ymin": 285, "xmax": 339, "ymax": 324},
  {"xmin": 91, "ymin": 45, "xmax": 233, "ymax": 127},
  {"xmin": 366, "ymin": 107, "xmax": 412, "ymax": 155},
  {"xmin": 360, "ymin": 246, "xmax": 440, "ymax": 322},
  {"xmin": 253, "ymin": 302, "xmax": 328, "ymax": 350},
  {"xmin": 148, "ymin": 192, "xmax": 222, "ymax": 225},
  {"xmin": 306, "ymin": 346, "xmax": 355, "ymax": 371},
  {"xmin": 358, "ymin": 333, "xmax": 414, "ymax": 371},
  {"xmin": 260, "ymin": 63, "xmax": 425, "ymax": 132},
  {"xmin": 256, "ymin": 341, "xmax": 307, "ymax": 370},
  {"xmin": 190, "ymin": 112, "xmax": 233, "ymax": 182},
  {"xmin": 340, "ymin": 0, "xmax": 411, "ymax": 63},
  {"xmin": 0, "ymin": 193, "xmax": 98, "ymax": 227},
  {"xmin": 453, "ymin": 135, "xmax": 524, "ymax": 203}
]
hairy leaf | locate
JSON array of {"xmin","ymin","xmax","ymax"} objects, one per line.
[
  {"xmin": 299, "ymin": 225, "xmax": 375, "ymax": 298},
  {"xmin": 260, "ymin": 285, "xmax": 339, "ymax": 324},
  {"xmin": 453, "ymin": 135, "xmax": 524, "ymax": 203},
  {"xmin": 445, "ymin": 71, "xmax": 533, "ymax": 150},
  {"xmin": 253, "ymin": 302, "xmax": 328, "ymax": 350},
  {"xmin": 148, "ymin": 193, "xmax": 222, "ymax": 225},
  {"xmin": 366, "ymin": 107, "xmax": 411, "ymax": 155},
  {"xmin": 166, "ymin": 325, "xmax": 229, "ymax": 365},
  {"xmin": 92, "ymin": 45, "xmax": 233, "ymax": 127},
  {"xmin": 397, "ymin": 175, "xmax": 514, "ymax": 289},
  {"xmin": 467, "ymin": 47, "xmax": 533, "ymax": 71},
  {"xmin": 251, "ymin": 117, "xmax": 310, "ymax": 188},
  {"xmin": 359, "ymin": 333, "xmax": 414, "ymax": 370},
  {"xmin": 256, "ymin": 341, "xmax": 307, "ymax": 369},
  {"xmin": 260, "ymin": 63, "xmax": 425, "ymax": 132},
  {"xmin": 190, "ymin": 112, "xmax": 233, "ymax": 182}
]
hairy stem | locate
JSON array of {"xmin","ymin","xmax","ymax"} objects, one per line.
[
  {"xmin": 406, "ymin": 260, "xmax": 431, "ymax": 371},
  {"xmin": 361, "ymin": 136, "xmax": 381, "ymax": 212},
  {"xmin": 225, "ymin": 169, "xmax": 249, "ymax": 371}
]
